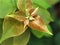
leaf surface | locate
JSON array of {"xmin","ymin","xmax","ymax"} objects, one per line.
[
  {"xmin": 38, "ymin": 8, "xmax": 53, "ymax": 24},
  {"xmin": 0, "ymin": 0, "xmax": 17, "ymax": 18},
  {"xmin": 32, "ymin": 0, "xmax": 51, "ymax": 9},
  {"xmin": 1, "ymin": 30, "xmax": 30, "ymax": 45},
  {"xmin": 0, "ymin": 15, "xmax": 26, "ymax": 43}
]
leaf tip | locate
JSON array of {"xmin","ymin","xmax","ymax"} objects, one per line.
[
  {"xmin": 44, "ymin": 26, "xmax": 53, "ymax": 35},
  {"xmin": 46, "ymin": 30, "xmax": 53, "ymax": 35}
]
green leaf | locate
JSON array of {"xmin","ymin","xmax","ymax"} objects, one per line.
[
  {"xmin": 0, "ymin": 0, "xmax": 17, "ymax": 18},
  {"xmin": 1, "ymin": 30, "xmax": 30, "ymax": 45},
  {"xmin": 1, "ymin": 38, "xmax": 13, "ymax": 45},
  {"xmin": 38, "ymin": 8, "xmax": 53, "ymax": 24},
  {"xmin": 31, "ymin": 30, "xmax": 44, "ymax": 38},
  {"xmin": 13, "ymin": 30, "xmax": 30, "ymax": 45},
  {"xmin": 0, "ymin": 15, "xmax": 26, "ymax": 43},
  {"xmin": 45, "ymin": 0, "xmax": 59, "ymax": 5},
  {"xmin": 32, "ymin": 0, "xmax": 51, "ymax": 9},
  {"xmin": 31, "ymin": 25, "xmax": 53, "ymax": 38}
]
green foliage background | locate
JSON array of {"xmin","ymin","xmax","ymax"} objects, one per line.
[{"xmin": 0, "ymin": 0, "xmax": 60, "ymax": 45}]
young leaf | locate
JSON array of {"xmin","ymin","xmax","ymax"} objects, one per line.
[
  {"xmin": 0, "ymin": 0, "xmax": 17, "ymax": 18},
  {"xmin": 31, "ymin": 25, "xmax": 53, "ymax": 38},
  {"xmin": 25, "ymin": 0, "xmax": 32, "ymax": 10},
  {"xmin": 32, "ymin": 0, "xmax": 51, "ymax": 9},
  {"xmin": 0, "ymin": 15, "xmax": 26, "ymax": 43},
  {"xmin": 17, "ymin": 0, "xmax": 26, "ymax": 13},
  {"xmin": 17, "ymin": 0, "xmax": 32, "ymax": 13},
  {"xmin": 28, "ymin": 16, "xmax": 53, "ymax": 35}
]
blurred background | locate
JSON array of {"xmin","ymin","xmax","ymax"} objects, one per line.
[
  {"xmin": 0, "ymin": 0, "xmax": 60, "ymax": 45},
  {"xmin": 28, "ymin": 2, "xmax": 60, "ymax": 45}
]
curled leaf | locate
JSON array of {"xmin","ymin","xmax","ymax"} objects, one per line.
[
  {"xmin": 6, "ymin": 12, "xmax": 26, "ymax": 22},
  {"xmin": 28, "ymin": 16, "xmax": 53, "ymax": 35},
  {"xmin": 1, "ymin": 30, "xmax": 30, "ymax": 45},
  {"xmin": 0, "ymin": 15, "xmax": 27, "ymax": 43}
]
